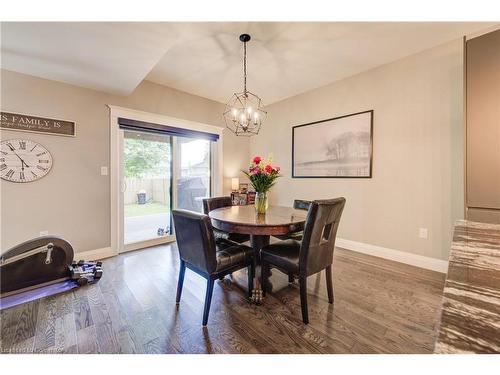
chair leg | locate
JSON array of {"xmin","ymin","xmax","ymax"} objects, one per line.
[
  {"xmin": 176, "ymin": 260, "xmax": 186, "ymax": 304},
  {"xmin": 299, "ymin": 275, "xmax": 309, "ymax": 324},
  {"xmin": 247, "ymin": 264, "xmax": 254, "ymax": 298},
  {"xmin": 288, "ymin": 273, "xmax": 294, "ymax": 283},
  {"xmin": 202, "ymin": 279, "xmax": 215, "ymax": 326},
  {"xmin": 326, "ymin": 265, "xmax": 334, "ymax": 304}
]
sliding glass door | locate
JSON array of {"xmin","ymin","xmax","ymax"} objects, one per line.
[
  {"xmin": 119, "ymin": 128, "xmax": 215, "ymax": 252},
  {"xmin": 122, "ymin": 130, "xmax": 173, "ymax": 250},
  {"xmin": 174, "ymin": 137, "xmax": 211, "ymax": 213}
]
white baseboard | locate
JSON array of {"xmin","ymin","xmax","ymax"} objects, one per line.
[
  {"xmin": 76, "ymin": 247, "xmax": 116, "ymax": 261},
  {"xmin": 75, "ymin": 240, "xmax": 449, "ymax": 273},
  {"xmin": 336, "ymin": 238, "xmax": 448, "ymax": 273}
]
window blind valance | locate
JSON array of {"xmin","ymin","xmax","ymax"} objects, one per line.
[{"xmin": 118, "ymin": 117, "xmax": 219, "ymax": 142}]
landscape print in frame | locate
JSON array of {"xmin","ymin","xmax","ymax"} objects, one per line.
[{"xmin": 292, "ymin": 110, "xmax": 373, "ymax": 178}]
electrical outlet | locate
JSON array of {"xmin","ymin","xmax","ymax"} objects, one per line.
[
  {"xmin": 100, "ymin": 166, "xmax": 108, "ymax": 176},
  {"xmin": 40, "ymin": 230, "xmax": 49, "ymax": 236},
  {"xmin": 419, "ymin": 228, "xmax": 428, "ymax": 239}
]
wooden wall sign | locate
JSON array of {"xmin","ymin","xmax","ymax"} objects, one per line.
[{"xmin": 0, "ymin": 111, "xmax": 76, "ymax": 137}]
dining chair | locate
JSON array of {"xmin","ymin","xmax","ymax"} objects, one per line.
[
  {"xmin": 203, "ymin": 196, "xmax": 250, "ymax": 244},
  {"xmin": 260, "ymin": 197, "xmax": 346, "ymax": 324},
  {"xmin": 172, "ymin": 209, "xmax": 254, "ymax": 326},
  {"xmin": 271, "ymin": 199, "xmax": 312, "ymax": 283}
]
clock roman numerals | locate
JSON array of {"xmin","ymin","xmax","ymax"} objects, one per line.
[{"xmin": 1, "ymin": 139, "xmax": 52, "ymax": 182}]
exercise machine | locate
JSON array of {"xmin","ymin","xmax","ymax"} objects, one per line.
[{"xmin": 0, "ymin": 236, "xmax": 103, "ymax": 310}]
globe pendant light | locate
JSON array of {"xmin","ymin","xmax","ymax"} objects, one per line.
[{"xmin": 223, "ymin": 34, "xmax": 267, "ymax": 136}]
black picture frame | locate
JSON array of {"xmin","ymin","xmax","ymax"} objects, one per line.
[{"xmin": 292, "ymin": 110, "xmax": 373, "ymax": 178}]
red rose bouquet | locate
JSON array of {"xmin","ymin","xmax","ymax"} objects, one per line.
[{"xmin": 243, "ymin": 155, "xmax": 281, "ymax": 213}]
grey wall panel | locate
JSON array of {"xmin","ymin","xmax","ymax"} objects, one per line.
[{"xmin": 466, "ymin": 29, "xmax": 500, "ymax": 212}]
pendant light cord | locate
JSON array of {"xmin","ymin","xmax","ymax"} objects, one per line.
[{"xmin": 243, "ymin": 40, "xmax": 247, "ymax": 94}]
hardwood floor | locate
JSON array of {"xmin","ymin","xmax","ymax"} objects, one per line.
[{"xmin": 0, "ymin": 244, "xmax": 445, "ymax": 354}]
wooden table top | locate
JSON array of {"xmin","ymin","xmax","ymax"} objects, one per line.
[{"xmin": 209, "ymin": 205, "xmax": 307, "ymax": 236}]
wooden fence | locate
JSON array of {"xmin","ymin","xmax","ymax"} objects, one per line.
[{"xmin": 124, "ymin": 178, "xmax": 169, "ymax": 205}]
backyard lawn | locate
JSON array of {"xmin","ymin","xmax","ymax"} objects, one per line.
[{"xmin": 124, "ymin": 202, "xmax": 170, "ymax": 217}]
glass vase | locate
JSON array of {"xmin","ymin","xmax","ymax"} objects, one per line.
[{"xmin": 255, "ymin": 192, "xmax": 268, "ymax": 214}]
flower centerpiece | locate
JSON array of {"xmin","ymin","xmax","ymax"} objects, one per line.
[{"xmin": 243, "ymin": 155, "xmax": 281, "ymax": 214}]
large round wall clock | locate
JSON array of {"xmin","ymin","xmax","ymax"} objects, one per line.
[{"xmin": 1, "ymin": 139, "xmax": 53, "ymax": 183}]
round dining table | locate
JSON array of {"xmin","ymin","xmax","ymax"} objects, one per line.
[{"xmin": 209, "ymin": 205, "xmax": 308, "ymax": 303}]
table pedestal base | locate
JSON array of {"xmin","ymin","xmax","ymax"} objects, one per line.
[{"xmin": 249, "ymin": 234, "xmax": 270, "ymax": 304}]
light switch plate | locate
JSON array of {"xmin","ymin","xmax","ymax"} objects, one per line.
[
  {"xmin": 100, "ymin": 166, "xmax": 108, "ymax": 176},
  {"xmin": 419, "ymin": 228, "xmax": 428, "ymax": 239}
]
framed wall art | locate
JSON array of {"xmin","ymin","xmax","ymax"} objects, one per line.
[{"xmin": 292, "ymin": 110, "xmax": 373, "ymax": 178}]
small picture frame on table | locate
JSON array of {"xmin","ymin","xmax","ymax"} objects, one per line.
[
  {"xmin": 247, "ymin": 191, "xmax": 256, "ymax": 205},
  {"xmin": 239, "ymin": 194, "xmax": 247, "ymax": 205},
  {"xmin": 231, "ymin": 192, "xmax": 248, "ymax": 205}
]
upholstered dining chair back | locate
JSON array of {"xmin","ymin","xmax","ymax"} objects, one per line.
[
  {"xmin": 299, "ymin": 198, "xmax": 346, "ymax": 276},
  {"xmin": 172, "ymin": 209, "xmax": 217, "ymax": 275},
  {"xmin": 202, "ymin": 196, "xmax": 233, "ymax": 215},
  {"xmin": 293, "ymin": 199, "xmax": 312, "ymax": 211}
]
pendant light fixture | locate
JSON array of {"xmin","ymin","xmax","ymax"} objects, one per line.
[{"xmin": 223, "ymin": 34, "xmax": 267, "ymax": 136}]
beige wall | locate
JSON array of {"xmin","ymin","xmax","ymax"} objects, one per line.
[
  {"xmin": 249, "ymin": 39, "xmax": 465, "ymax": 261},
  {"xmin": 0, "ymin": 70, "xmax": 249, "ymax": 252}
]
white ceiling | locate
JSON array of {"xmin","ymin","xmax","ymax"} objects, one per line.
[
  {"xmin": 0, "ymin": 22, "xmax": 177, "ymax": 95},
  {"xmin": 1, "ymin": 22, "xmax": 497, "ymax": 104}
]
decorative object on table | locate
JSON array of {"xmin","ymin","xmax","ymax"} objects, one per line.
[
  {"xmin": 240, "ymin": 195, "xmax": 247, "ymax": 205},
  {"xmin": 230, "ymin": 192, "xmax": 247, "ymax": 205},
  {"xmin": 247, "ymin": 191, "xmax": 256, "ymax": 205},
  {"xmin": 229, "ymin": 181, "xmax": 255, "ymax": 206},
  {"xmin": 292, "ymin": 110, "xmax": 373, "ymax": 178},
  {"xmin": 1, "ymin": 111, "xmax": 76, "ymax": 137},
  {"xmin": 231, "ymin": 192, "xmax": 241, "ymax": 205},
  {"xmin": 223, "ymin": 34, "xmax": 267, "ymax": 137},
  {"xmin": 1, "ymin": 139, "xmax": 53, "ymax": 183},
  {"xmin": 243, "ymin": 155, "xmax": 281, "ymax": 214}
]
